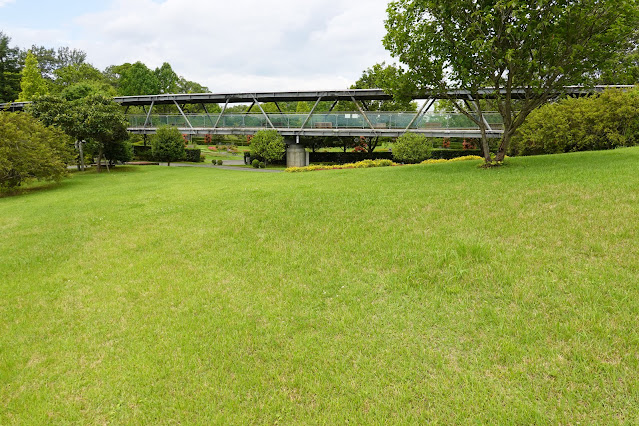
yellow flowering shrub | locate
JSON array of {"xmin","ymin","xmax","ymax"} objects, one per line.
[
  {"xmin": 285, "ymin": 159, "xmax": 397, "ymax": 172},
  {"xmin": 420, "ymin": 155, "xmax": 483, "ymax": 165}
]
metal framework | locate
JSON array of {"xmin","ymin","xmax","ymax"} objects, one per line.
[{"xmin": 1, "ymin": 86, "xmax": 634, "ymax": 139}]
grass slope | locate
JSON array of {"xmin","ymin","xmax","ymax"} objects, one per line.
[{"xmin": 1, "ymin": 148, "xmax": 638, "ymax": 423}]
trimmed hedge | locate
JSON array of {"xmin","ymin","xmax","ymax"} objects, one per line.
[
  {"xmin": 430, "ymin": 149, "xmax": 483, "ymax": 159},
  {"xmin": 184, "ymin": 148, "xmax": 202, "ymax": 162},
  {"xmin": 309, "ymin": 152, "xmax": 394, "ymax": 163},
  {"xmin": 133, "ymin": 145, "xmax": 153, "ymax": 161}
]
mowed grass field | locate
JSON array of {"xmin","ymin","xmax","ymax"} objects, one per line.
[{"xmin": 1, "ymin": 148, "xmax": 638, "ymax": 423}]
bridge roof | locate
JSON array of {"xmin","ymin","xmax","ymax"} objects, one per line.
[
  {"xmin": 114, "ymin": 89, "xmax": 393, "ymax": 106},
  {"xmin": 1, "ymin": 86, "xmax": 634, "ymax": 111}
]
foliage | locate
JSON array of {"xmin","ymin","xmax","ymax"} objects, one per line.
[
  {"xmin": 286, "ymin": 159, "xmax": 397, "ymax": 172},
  {"xmin": 0, "ymin": 32, "xmax": 22, "ymax": 103},
  {"xmin": 152, "ymin": 126, "xmax": 186, "ymax": 166},
  {"xmin": 17, "ymin": 51, "xmax": 48, "ymax": 101},
  {"xmin": 383, "ymin": 0, "xmax": 639, "ymax": 162},
  {"xmin": 155, "ymin": 62, "xmax": 179, "ymax": 94},
  {"xmin": 0, "ymin": 112, "xmax": 73, "ymax": 188},
  {"xmin": 249, "ymin": 130, "xmax": 286, "ymax": 164},
  {"xmin": 184, "ymin": 148, "xmax": 202, "ymax": 162},
  {"xmin": 420, "ymin": 155, "xmax": 483, "ymax": 165},
  {"xmin": 511, "ymin": 88, "xmax": 639, "ymax": 156},
  {"xmin": 103, "ymin": 138, "xmax": 133, "ymax": 164},
  {"xmin": 112, "ymin": 62, "xmax": 160, "ymax": 96},
  {"xmin": 252, "ymin": 159, "xmax": 261, "ymax": 168},
  {"xmin": 393, "ymin": 132, "xmax": 433, "ymax": 163},
  {"xmin": 28, "ymin": 94, "xmax": 129, "ymax": 170},
  {"xmin": 334, "ymin": 63, "xmax": 417, "ymax": 154}
]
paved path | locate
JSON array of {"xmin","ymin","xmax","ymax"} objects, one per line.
[{"xmin": 160, "ymin": 162, "xmax": 283, "ymax": 173}]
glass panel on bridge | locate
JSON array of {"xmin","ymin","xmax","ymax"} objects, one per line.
[{"xmin": 127, "ymin": 112, "xmax": 504, "ymax": 130}]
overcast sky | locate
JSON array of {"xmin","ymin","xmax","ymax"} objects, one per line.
[{"xmin": 0, "ymin": 0, "xmax": 395, "ymax": 92}]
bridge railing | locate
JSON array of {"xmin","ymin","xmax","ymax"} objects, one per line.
[{"xmin": 127, "ymin": 112, "xmax": 504, "ymax": 130}]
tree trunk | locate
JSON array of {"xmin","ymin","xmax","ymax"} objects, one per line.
[
  {"xmin": 97, "ymin": 146, "xmax": 103, "ymax": 173},
  {"xmin": 496, "ymin": 131, "xmax": 513, "ymax": 162},
  {"xmin": 479, "ymin": 125, "xmax": 491, "ymax": 162}
]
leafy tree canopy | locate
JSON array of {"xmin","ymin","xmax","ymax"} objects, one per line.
[
  {"xmin": 0, "ymin": 112, "xmax": 73, "ymax": 188},
  {"xmin": 29, "ymin": 94, "xmax": 129, "ymax": 171},
  {"xmin": 0, "ymin": 31, "xmax": 22, "ymax": 103},
  {"xmin": 383, "ymin": 0, "xmax": 639, "ymax": 162},
  {"xmin": 113, "ymin": 61, "xmax": 160, "ymax": 96}
]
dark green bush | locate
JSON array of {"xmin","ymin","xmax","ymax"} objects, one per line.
[
  {"xmin": 511, "ymin": 88, "xmax": 639, "ymax": 155},
  {"xmin": 217, "ymin": 159, "xmax": 224, "ymax": 165},
  {"xmin": 259, "ymin": 162, "xmax": 265, "ymax": 169},
  {"xmin": 133, "ymin": 145, "xmax": 152, "ymax": 161},
  {"xmin": 184, "ymin": 148, "xmax": 202, "ymax": 162},
  {"xmin": 252, "ymin": 159, "xmax": 260, "ymax": 168}
]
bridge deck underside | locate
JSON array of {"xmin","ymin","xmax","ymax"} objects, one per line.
[{"xmin": 128, "ymin": 126, "xmax": 503, "ymax": 138}]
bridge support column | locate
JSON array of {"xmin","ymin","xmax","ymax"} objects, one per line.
[{"xmin": 285, "ymin": 138, "xmax": 309, "ymax": 168}]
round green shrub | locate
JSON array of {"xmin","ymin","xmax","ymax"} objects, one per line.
[
  {"xmin": 249, "ymin": 130, "xmax": 285, "ymax": 164},
  {"xmin": 259, "ymin": 162, "xmax": 265, "ymax": 169},
  {"xmin": 152, "ymin": 126, "xmax": 186, "ymax": 166},
  {"xmin": 393, "ymin": 133, "xmax": 433, "ymax": 163},
  {"xmin": 252, "ymin": 159, "xmax": 260, "ymax": 168},
  {"xmin": 217, "ymin": 159, "xmax": 224, "ymax": 165}
]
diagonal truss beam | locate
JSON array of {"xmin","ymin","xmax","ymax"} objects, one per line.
[
  {"xmin": 213, "ymin": 98, "xmax": 229, "ymax": 129},
  {"xmin": 143, "ymin": 101, "xmax": 155, "ymax": 127},
  {"xmin": 351, "ymin": 95, "xmax": 377, "ymax": 135},
  {"xmin": 298, "ymin": 96, "xmax": 323, "ymax": 132},
  {"xmin": 252, "ymin": 95, "xmax": 275, "ymax": 129},
  {"xmin": 174, "ymin": 100, "xmax": 194, "ymax": 130},
  {"xmin": 464, "ymin": 95, "xmax": 492, "ymax": 131},
  {"xmin": 404, "ymin": 98, "xmax": 436, "ymax": 131},
  {"xmin": 202, "ymin": 103, "xmax": 214, "ymax": 127}
]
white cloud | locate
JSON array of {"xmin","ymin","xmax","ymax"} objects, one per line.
[
  {"xmin": 72, "ymin": 0, "xmax": 393, "ymax": 92},
  {"xmin": 0, "ymin": 0, "xmax": 16, "ymax": 7}
]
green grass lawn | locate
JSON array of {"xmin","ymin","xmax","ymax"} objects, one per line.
[{"xmin": 1, "ymin": 148, "xmax": 638, "ymax": 423}]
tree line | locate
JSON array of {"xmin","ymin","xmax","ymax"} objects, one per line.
[{"xmin": 0, "ymin": 30, "xmax": 209, "ymax": 103}]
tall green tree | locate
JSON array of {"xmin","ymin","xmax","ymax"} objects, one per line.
[
  {"xmin": 18, "ymin": 51, "xmax": 48, "ymax": 101},
  {"xmin": 0, "ymin": 32, "xmax": 22, "ymax": 102},
  {"xmin": 21, "ymin": 45, "xmax": 57, "ymax": 80},
  {"xmin": 113, "ymin": 62, "xmax": 160, "ymax": 96},
  {"xmin": 383, "ymin": 0, "xmax": 639, "ymax": 163},
  {"xmin": 154, "ymin": 62, "xmax": 179, "ymax": 94},
  {"xmin": 56, "ymin": 47, "xmax": 87, "ymax": 68}
]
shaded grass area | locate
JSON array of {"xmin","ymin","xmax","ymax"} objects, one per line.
[{"xmin": 1, "ymin": 148, "xmax": 638, "ymax": 423}]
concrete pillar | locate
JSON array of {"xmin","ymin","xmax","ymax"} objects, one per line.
[{"xmin": 286, "ymin": 138, "xmax": 309, "ymax": 168}]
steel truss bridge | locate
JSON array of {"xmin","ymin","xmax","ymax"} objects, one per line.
[{"xmin": 1, "ymin": 86, "xmax": 632, "ymax": 140}]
